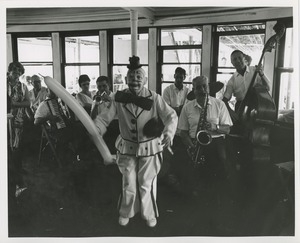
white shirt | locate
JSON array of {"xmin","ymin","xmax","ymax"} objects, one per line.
[
  {"xmin": 178, "ymin": 97, "xmax": 232, "ymax": 139},
  {"xmin": 91, "ymin": 91, "xmax": 114, "ymax": 116},
  {"xmin": 29, "ymin": 87, "xmax": 48, "ymax": 112},
  {"xmin": 162, "ymin": 84, "xmax": 190, "ymax": 108},
  {"xmin": 223, "ymin": 66, "xmax": 265, "ymax": 101}
]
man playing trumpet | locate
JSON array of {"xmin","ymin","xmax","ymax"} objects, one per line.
[{"xmin": 178, "ymin": 76, "xmax": 233, "ymax": 194}]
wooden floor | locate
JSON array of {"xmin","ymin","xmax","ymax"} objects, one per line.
[{"xmin": 8, "ymin": 137, "xmax": 295, "ymax": 238}]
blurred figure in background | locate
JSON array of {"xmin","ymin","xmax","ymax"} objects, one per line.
[
  {"xmin": 29, "ymin": 75, "xmax": 48, "ymax": 113},
  {"xmin": 76, "ymin": 74, "xmax": 95, "ymax": 114},
  {"xmin": 7, "ymin": 61, "xmax": 30, "ymax": 193}
]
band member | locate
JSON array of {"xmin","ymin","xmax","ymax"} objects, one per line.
[
  {"xmin": 178, "ymin": 76, "xmax": 232, "ymax": 193},
  {"xmin": 90, "ymin": 76, "xmax": 113, "ymax": 120},
  {"xmin": 161, "ymin": 67, "xmax": 190, "ymax": 190},
  {"xmin": 93, "ymin": 56, "xmax": 177, "ymax": 227},
  {"xmin": 90, "ymin": 76, "xmax": 119, "ymax": 154},
  {"xmin": 162, "ymin": 67, "xmax": 190, "ymax": 116},
  {"xmin": 222, "ymin": 50, "xmax": 270, "ymax": 122},
  {"xmin": 34, "ymin": 90, "xmax": 86, "ymax": 163},
  {"xmin": 29, "ymin": 75, "xmax": 48, "ymax": 113}
]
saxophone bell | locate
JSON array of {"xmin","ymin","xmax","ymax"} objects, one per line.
[{"xmin": 196, "ymin": 130, "xmax": 212, "ymax": 146}]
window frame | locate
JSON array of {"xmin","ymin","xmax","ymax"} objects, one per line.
[
  {"xmin": 109, "ymin": 28, "xmax": 149, "ymax": 92},
  {"xmin": 272, "ymin": 19, "xmax": 294, "ymax": 120},
  {"xmin": 60, "ymin": 31, "xmax": 100, "ymax": 90},
  {"xmin": 157, "ymin": 27, "xmax": 203, "ymax": 95},
  {"xmin": 212, "ymin": 24, "xmax": 266, "ymax": 92},
  {"xmin": 12, "ymin": 33, "xmax": 54, "ymax": 83}
]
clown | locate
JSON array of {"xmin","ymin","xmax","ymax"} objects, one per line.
[{"xmin": 94, "ymin": 56, "xmax": 177, "ymax": 227}]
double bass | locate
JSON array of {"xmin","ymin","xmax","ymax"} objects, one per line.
[{"xmin": 233, "ymin": 22, "xmax": 286, "ymax": 163}]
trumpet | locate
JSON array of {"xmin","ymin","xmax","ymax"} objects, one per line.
[{"xmin": 94, "ymin": 91, "xmax": 107, "ymax": 102}]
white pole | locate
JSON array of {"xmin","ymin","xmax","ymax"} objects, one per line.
[{"xmin": 130, "ymin": 9, "xmax": 138, "ymax": 56}]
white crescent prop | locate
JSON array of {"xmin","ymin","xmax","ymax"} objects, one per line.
[{"xmin": 44, "ymin": 76, "xmax": 114, "ymax": 164}]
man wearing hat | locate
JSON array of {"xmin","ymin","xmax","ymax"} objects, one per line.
[{"xmin": 94, "ymin": 56, "xmax": 177, "ymax": 228}]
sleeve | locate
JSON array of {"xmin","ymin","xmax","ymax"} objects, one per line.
[
  {"xmin": 218, "ymin": 100, "xmax": 233, "ymax": 126},
  {"xmin": 93, "ymin": 96, "xmax": 117, "ymax": 136},
  {"xmin": 34, "ymin": 102, "xmax": 49, "ymax": 119},
  {"xmin": 156, "ymin": 94, "xmax": 178, "ymax": 140},
  {"xmin": 91, "ymin": 100, "xmax": 96, "ymax": 111},
  {"xmin": 223, "ymin": 76, "xmax": 234, "ymax": 100},
  {"xmin": 177, "ymin": 104, "xmax": 189, "ymax": 131},
  {"xmin": 75, "ymin": 93, "xmax": 84, "ymax": 107},
  {"xmin": 162, "ymin": 86, "xmax": 171, "ymax": 106},
  {"xmin": 22, "ymin": 83, "xmax": 30, "ymax": 103}
]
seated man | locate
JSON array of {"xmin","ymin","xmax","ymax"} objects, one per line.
[
  {"xmin": 29, "ymin": 75, "xmax": 48, "ymax": 113},
  {"xmin": 178, "ymin": 76, "xmax": 233, "ymax": 194},
  {"xmin": 34, "ymin": 90, "xmax": 87, "ymax": 164}
]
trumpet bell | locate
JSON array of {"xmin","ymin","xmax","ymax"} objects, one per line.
[{"xmin": 196, "ymin": 130, "xmax": 212, "ymax": 145}]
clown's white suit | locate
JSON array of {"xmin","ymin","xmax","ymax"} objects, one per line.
[{"xmin": 94, "ymin": 87, "xmax": 177, "ymax": 221}]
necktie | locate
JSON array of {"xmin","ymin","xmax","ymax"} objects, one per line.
[{"xmin": 115, "ymin": 91, "xmax": 153, "ymax": 111}]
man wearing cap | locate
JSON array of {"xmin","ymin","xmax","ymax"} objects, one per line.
[{"xmin": 94, "ymin": 56, "xmax": 177, "ymax": 228}]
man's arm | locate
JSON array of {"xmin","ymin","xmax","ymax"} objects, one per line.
[
  {"xmin": 222, "ymin": 97, "xmax": 239, "ymax": 123},
  {"xmin": 180, "ymin": 129, "xmax": 193, "ymax": 148},
  {"xmin": 156, "ymin": 94, "xmax": 178, "ymax": 149},
  {"xmin": 11, "ymin": 86, "xmax": 30, "ymax": 108},
  {"xmin": 34, "ymin": 114, "xmax": 60, "ymax": 126},
  {"xmin": 256, "ymin": 64, "xmax": 270, "ymax": 91},
  {"xmin": 90, "ymin": 101, "xmax": 100, "ymax": 120},
  {"xmin": 93, "ymin": 98, "xmax": 117, "ymax": 136}
]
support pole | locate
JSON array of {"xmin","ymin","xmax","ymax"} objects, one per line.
[{"xmin": 130, "ymin": 9, "xmax": 138, "ymax": 56}]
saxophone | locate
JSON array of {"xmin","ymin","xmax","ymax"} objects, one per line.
[{"xmin": 187, "ymin": 94, "xmax": 212, "ymax": 167}]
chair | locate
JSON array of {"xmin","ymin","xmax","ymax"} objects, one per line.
[{"xmin": 38, "ymin": 124, "xmax": 62, "ymax": 168}]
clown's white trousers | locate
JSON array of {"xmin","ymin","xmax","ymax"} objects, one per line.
[{"xmin": 117, "ymin": 153, "xmax": 162, "ymax": 220}]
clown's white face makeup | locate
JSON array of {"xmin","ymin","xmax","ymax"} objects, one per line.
[{"xmin": 127, "ymin": 68, "xmax": 146, "ymax": 95}]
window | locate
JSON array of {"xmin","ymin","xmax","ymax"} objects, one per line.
[
  {"xmin": 275, "ymin": 25, "xmax": 294, "ymax": 122},
  {"xmin": 213, "ymin": 23, "xmax": 266, "ymax": 108},
  {"xmin": 159, "ymin": 27, "xmax": 202, "ymax": 94},
  {"xmin": 63, "ymin": 35, "xmax": 100, "ymax": 94},
  {"xmin": 112, "ymin": 33, "xmax": 149, "ymax": 92},
  {"xmin": 17, "ymin": 37, "xmax": 53, "ymax": 90}
]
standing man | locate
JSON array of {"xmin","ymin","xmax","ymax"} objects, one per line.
[
  {"xmin": 29, "ymin": 75, "xmax": 48, "ymax": 113},
  {"xmin": 94, "ymin": 56, "xmax": 177, "ymax": 227},
  {"xmin": 161, "ymin": 67, "xmax": 190, "ymax": 189},
  {"xmin": 222, "ymin": 50, "xmax": 270, "ymax": 122},
  {"xmin": 178, "ymin": 76, "xmax": 233, "ymax": 193},
  {"xmin": 162, "ymin": 67, "xmax": 190, "ymax": 116}
]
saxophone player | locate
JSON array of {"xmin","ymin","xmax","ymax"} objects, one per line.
[{"xmin": 178, "ymin": 76, "xmax": 233, "ymax": 194}]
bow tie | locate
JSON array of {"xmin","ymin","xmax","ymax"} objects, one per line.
[{"xmin": 115, "ymin": 91, "xmax": 153, "ymax": 110}]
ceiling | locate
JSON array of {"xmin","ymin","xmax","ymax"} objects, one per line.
[{"xmin": 7, "ymin": 7, "xmax": 262, "ymax": 25}]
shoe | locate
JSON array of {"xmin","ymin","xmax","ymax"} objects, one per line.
[
  {"xmin": 118, "ymin": 216, "xmax": 129, "ymax": 226},
  {"xmin": 146, "ymin": 218, "xmax": 157, "ymax": 227},
  {"xmin": 15, "ymin": 185, "xmax": 27, "ymax": 198}
]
